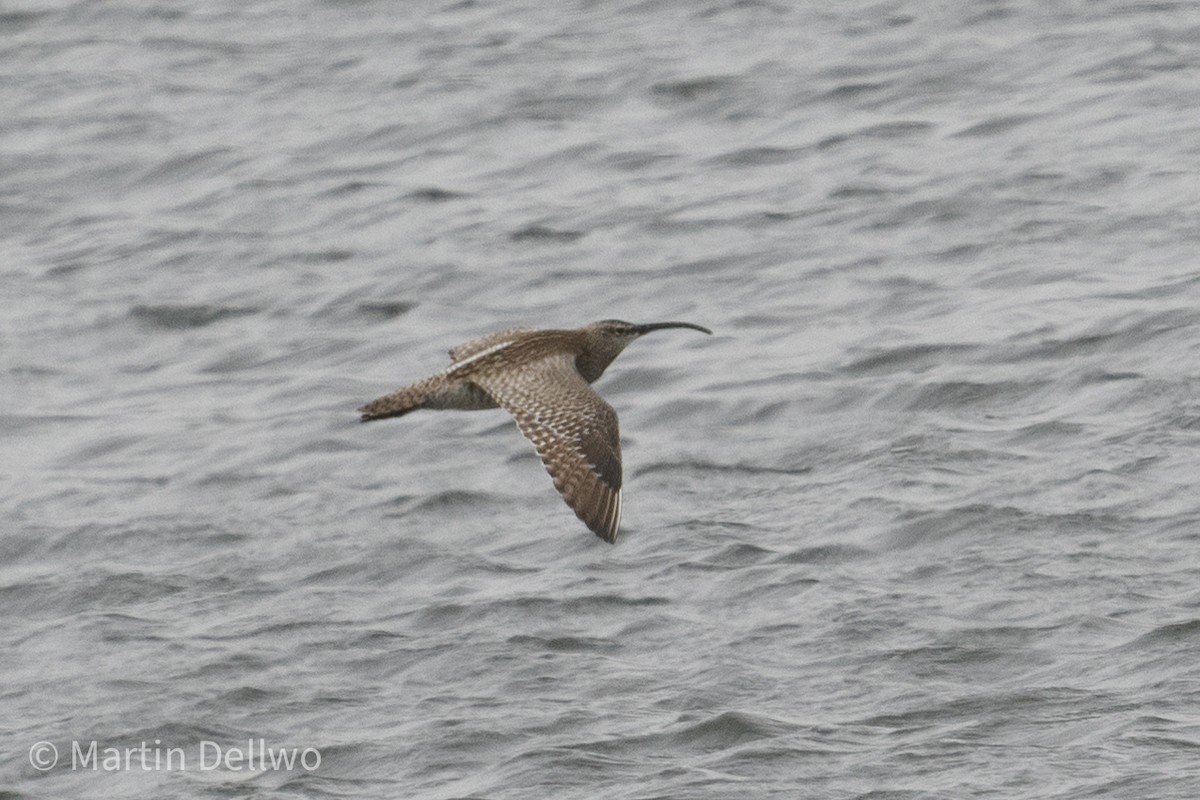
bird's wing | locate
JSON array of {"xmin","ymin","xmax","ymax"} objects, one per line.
[
  {"xmin": 472, "ymin": 353, "xmax": 623, "ymax": 543},
  {"xmin": 448, "ymin": 328, "xmax": 534, "ymax": 364}
]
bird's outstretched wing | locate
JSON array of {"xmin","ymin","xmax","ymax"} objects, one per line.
[
  {"xmin": 472, "ymin": 353, "xmax": 623, "ymax": 543},
  {"xmin": 448, "ymin": 328, "xmax": 533, "ymax": 364}
]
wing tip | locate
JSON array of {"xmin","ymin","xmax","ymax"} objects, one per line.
[{"xmin": 589, "ymin": 488, "xmax": 622, "ymax": 544}]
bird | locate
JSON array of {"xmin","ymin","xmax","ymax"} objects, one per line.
[{"xmin": 358, "ymin": 319, "xmax": 712, "ymax": 543}]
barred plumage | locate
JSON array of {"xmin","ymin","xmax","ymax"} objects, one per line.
[{"xmin": 358, "ymin": 319, "xmax": 711, "ymax": 543}]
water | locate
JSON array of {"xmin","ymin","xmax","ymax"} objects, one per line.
[{"xmin": 4, "ymin": 0, "xmax": 1200, "ymax": 797}]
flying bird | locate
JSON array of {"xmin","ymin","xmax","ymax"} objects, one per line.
[{"xmin": 358, "ymin": 319, "xmax": 712, "ymax": 543}]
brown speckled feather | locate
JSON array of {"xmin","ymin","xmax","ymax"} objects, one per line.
[
  {"xmin": 358, "ymin": 319, "xmax": 711, "ymax": 543},
  {"xmin": 446, "ymin": 326, "xmax": 530, "ymax": 364},
  {"xmin": 448, "ymin": 327, "xmax": 533, "ymax": 364},
  {"xmin": 471, "ymin": 352, "xmax": 623, "ymax": 543}
]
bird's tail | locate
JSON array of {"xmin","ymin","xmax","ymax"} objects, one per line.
[
  {"xmin": 358, "ymin": 384, "xmax": 428, "ymax": 422},
  {"xmin": 359, "ymin": 374, "xmax": 496, "ymax": 421}
]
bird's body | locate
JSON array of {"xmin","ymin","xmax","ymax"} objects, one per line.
[{"xmin": 358, "ymin": 319, "xmax": 711, "ymax": 543}]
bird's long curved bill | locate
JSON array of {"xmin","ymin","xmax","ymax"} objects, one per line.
[{"xmin": 634, "ymin": 321, "xmax": 713, "ymax": 335}]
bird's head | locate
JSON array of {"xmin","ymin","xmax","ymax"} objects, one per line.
[
  {"xmin": 576, "ymin": 319, "xmax": 712, "ymax": 382},
  {"xmin": 590, "ymin": 319, "xmax": 713, "ymax": 340}
]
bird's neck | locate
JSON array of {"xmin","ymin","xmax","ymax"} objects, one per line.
[{"xmin": 575, "ymin": 341, "xmax": 625, "ymax": 383}]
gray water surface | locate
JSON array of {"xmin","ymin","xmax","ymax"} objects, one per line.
[{"xmin": 5, "ymin": 1, "xmax": 1200, "ymax": 798}]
